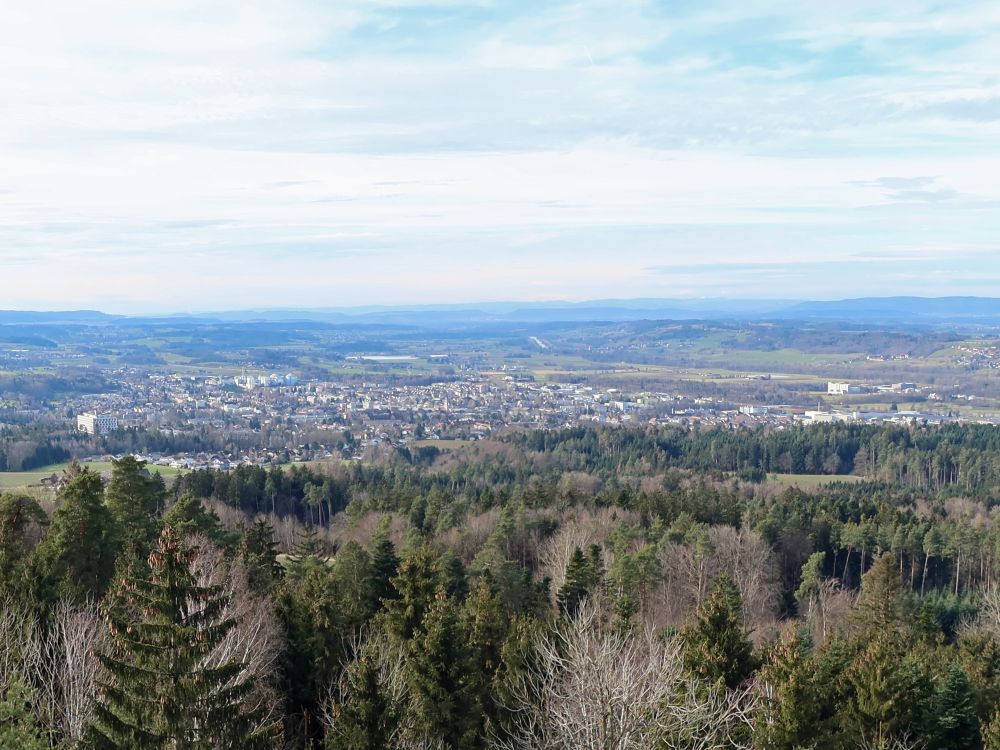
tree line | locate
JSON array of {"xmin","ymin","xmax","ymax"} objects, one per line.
[{"xmin": 2, "ymin": 421, "xmax": 1000, "ymax": 747}]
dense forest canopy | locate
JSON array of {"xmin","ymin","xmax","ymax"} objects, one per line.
[{"xmin": 2, "ymin": 422, "xmax": 1000, "ymax": 748}]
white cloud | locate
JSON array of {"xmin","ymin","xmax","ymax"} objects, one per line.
[{"xmin": 0, "ymin": 0, "xmax": 998, "ymax": 310}]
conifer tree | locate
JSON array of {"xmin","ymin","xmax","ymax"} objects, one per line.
[
  {"xmin": 930, "ymin": 663, "xmax": 980, "ymax": 750},
  {"xmin": 984, "ymin": 711, "xmax": 1000, "ymax": 750},
  {"xmin": 557, "ymin": 546, "xmax": 591, "ymax": 617},
  {"xmin": 386, "ymin": 543, "xmax": 445, "ymax": 640},
  {"xmin": 325, "ymin": 648, "xmax": 400, "ymax": 750},
  {"xmin": 332, "ymin": 540, "xmax": 375, "ymax": 629},
  {"xmin": 89, "ymin": 527, "xmax": 276, "ymax": 749},
  {"xmin": 463, "ymin": 575, "xmax": 510, "ymax": 735},
  {"xmin": 853, "ymin": 553, "xmax": 907, "ymax": 633},
  {"xmin": 163, "ymin": 492, "xmax": 226, "ymax": 544},
  {"xmin": 105, "ymin": 456, "xmax": 163, "ymax": 553},
  {"xmin": 275, "ymin": 550, "xmax": 341, "ymax": 740},
  {"xmin": 0, "ymin": 673, "xmax": 46, "ymax": 750},
  {"xmin": 681, "ymin": 574, "xmax": 758, "ymax": 689},
  {"xmin": 240, "ymin": 518, "xmax": 282, "ymax": 591},
  {"xmin": 439, "ymin": 548, "xmax": 469, "ymax": 601},
  {"xmin": 842, "ymin": 632, "xmax": 933, "ymax": 747},
  {"xmin": 0, "ymin": 493, "xmax": 47, "ymax": 600},
  {"xmin": 288, "ymin": 523, "xmax": 326, "ymax": 566},
  {"xmin": 369, "ymin": 531, "xmax": 400, "ymax": 609},
  {"xmin": 406, "ymin": 593, "xmax": 479, "ymax": 749},
  {"xmin": 755, "ymin": 630, "xmax": 837, "ymax": 750},
  {"xmin": 34, "ymin": 469, "xmax": 118, "ymax": 602}
]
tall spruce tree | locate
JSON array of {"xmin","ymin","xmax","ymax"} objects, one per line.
[
  {"xmin": 385, "ymin": 543, "xmax": 445, "ymax": 640},
  {"xmin": 853, "ymin": 553, "xmax": 907, "ymax": 633},
  {"xmin": 557, "ymin": 547, "xmax": 592, "ymax": 618},
  {"xmin": 0, "ymin": 493, "xmax": 47, "ymax": 601},
  {"xmin": 105, "ymin": 456, "xmax": 163, "ymax": 553},
  {"xmin": 754, "ymin": 630, "xmax": 838, "ymax": 750},
  {"xmin": 681, "ymin": 574, "xmax": 759, "ymax": 689},
  {"xmin": 34, "ymin": 468, "xmax": 118, "ymax": 602},
  {"xmin": 89, "ymin": 527, "xmax": 275, "ymax": 749},
  {"xmin": 240, "ymin": 518, "xmax": 282, "ymax": 592},
  {"xmin": 324, "ymin": 633, "xmax": 404, "ymax": 750},
  {"xmin": 0, "ymin": 673, "xmax": 46, "ymax": 750},
  {"xmin": 163, "ymin": 492, "xmax": 226, "ymax": 545},
  {"xmin": 930, "ymin": 663, "xmax": 980, "ymax": 750},
  {"xmin": 369, "ymin": 531, "xmax": 400, "ymax": 609},
  {"xmin": 406, "ymin": 593, "xmax": 479, "ymax": 750}
]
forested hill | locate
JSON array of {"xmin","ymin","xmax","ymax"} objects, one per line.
[
  {"xmin": 506, "ymin": 422, "xmax": 1000, "ymax": 493},
  {"xmin": 3, "ymin": 423, "xmax": 1000, "ymax": 748}
]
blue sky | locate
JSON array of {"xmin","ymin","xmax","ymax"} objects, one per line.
[{"xmin": 1, "ymin": 0, "xmax": 999, "ymax": 312}]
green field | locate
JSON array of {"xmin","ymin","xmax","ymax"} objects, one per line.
[
  {"xmin": 765, "ymin": 473, "xmax": 867, "ymax": 491},
  {"xmin": 0, "ymin": 462, "xmax": 188, "ymax": 490}
]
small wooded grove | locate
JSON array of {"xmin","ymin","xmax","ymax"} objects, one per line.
[{"xmin": 2, "ymin": 422, "xmax": 1000, "ymax": 749}]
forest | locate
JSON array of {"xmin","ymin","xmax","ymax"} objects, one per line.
[{"xmin": 1, "ymin": 422, "xmax": 1000, "ymax": 748}]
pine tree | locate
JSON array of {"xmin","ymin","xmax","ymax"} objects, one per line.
[
  {"xmin": 930, "ymin": 663, "xmax": 980, "ymax": 750},
  {"xmin": 324, "ymin": 648, "xmax": 400, "ymax": 750},
  {"xmin": 288, "ymin": 523, "xmax": 326, "ymax": 566},
  {"xmin": 681, "ymin": 574, "xmax": 759, "ymax": 689},
  {"xmin": 0, "ymin": 673, "xmax": 46, "ymax": 750},
  {"xmin": 369, "ymin": 531, "xmax": 400, "ymax": 609},
  {"xmin": 89, "ymin": 527, "xmax": 276, "ymax": 749},
  {"xmin": 754, "ymin": 630, "xmax": 838, "ymax": 750},
  {"xmin": 0, "ymin": 493, "xmax": 47, "ymax": 600},
  {"xmin": 439, "ymin": 548, "xmax": 469, "ymax": 601},
  {"xmin": 105, "ymin": 456, "xmax": 163, "ymax": 553},
  {"xmin": 385, "ymin": 543, "xmax": 445, "ymax": 640},
  {"xmin": 275, "ymin": 553, "xmax": 342, "ymax": 740},
  {"xmin": 463, "ymin": 575, "xmax": 510, "ymax": 735},
  {"xmin": 163, "ymin": 492, "xmax": 226, "ymax": 544},
  {"xmin": 332, "ymin": 540, "xmax": 375, "ymax": 629},
  {"xmin": 853, "ymin": 553, "xmax": 907, "ymax": 633},
  {"xmin": 406, "ymin": 593, "xmax": 479, "ymax": 749},
  {"xmin": 240, "ymin": 518, "xmax": 282, "ymax": 591},
  {"xmin": 34, "ymin": 468, "xmax": 119, "ymax": 602},
  {"xmin": 984, "ymin": 711, "xmax": 1000, "ymax": 750},
  {"xmin": 842, "ymin": 632, "xmax": 933, "ymax": 747},
  {"xmin": 557, "ymin": 547, "xmax": 591, "ymax": 618}
]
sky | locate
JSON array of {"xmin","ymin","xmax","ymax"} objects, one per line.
[{"xmin": 1, "ymin": 0, "xmax": 999, "ymax": 313}]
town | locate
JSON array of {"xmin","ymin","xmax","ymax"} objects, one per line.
[{"xmin": 40, "ymin": 368, "xmax": 993, "ymax": 472}]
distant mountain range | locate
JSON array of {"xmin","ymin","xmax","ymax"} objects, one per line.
[{"xmin": 4, "ymin": 297, "xmax": 1000, "ymax": 327}]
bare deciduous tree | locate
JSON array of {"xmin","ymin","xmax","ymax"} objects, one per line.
[
  {"xmin": 189, "ymin": 536, "xmax": 285, "ymax": 729},
  {"xmin": 0, "ymin": 597, "xmax": 42, "ymax": 694},
  {"xmin": 493, "ymin": 601, "xmax": 755, "ymax": 750},
  {"xmin": 538, "ymin": 508, "xmax": 639, "ymax": 591},
  {"xmin": 976, "ymin": 584, "xmax": 1000, "ymax": 636},
  {"xmin": 708, "ymin": 526, "xmax": 779, "ymax": 627},
  {"xmin": 36, "ymin": 600, "xmax": 104, "ymax": 746},
  {"xmin": 322, "ymin": 626, "xmax": 439, "ymax": 750}
]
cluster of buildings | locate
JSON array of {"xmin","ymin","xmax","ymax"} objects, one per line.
[
  {"xmin": 52, "ymin": 368, "xmax": 1000, "ymax": 468},
  {"xmin": 827, "ymin": 382, "xmax": 918, "ymax": 396},
  {"xmin": 70, "ymin": 370, "xmax": 686, "ymax": 444},
  {"xmin": 233, "ymin": 372, "xmax": 300, "ymax": 389}
]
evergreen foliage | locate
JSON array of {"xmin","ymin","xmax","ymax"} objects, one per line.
[
  {"xmin": 162, "ymin": 492, "xmax": 226, "ymax": 544},
  {"xmin": 681, "ymin": 574, "xmax": 758, "ymax": 689},
  {"xmin": 0, "ymin": 674, "xmax": 46, "ymax": 750},
  {"xmin": 88, "ymin": 527, "xmax": 276, "ymax": 749},
  {"xmin": 34, "ymin": 468, "xmax": 118, "ymax": 602},
  {"xmin": 104, "ymin": 456, "xmax": 163, "ymax": 553}
]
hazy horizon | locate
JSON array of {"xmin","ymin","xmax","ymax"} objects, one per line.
[{"xmin": 3, "ymin": 1, "xmax": 999, "ymax": 311}]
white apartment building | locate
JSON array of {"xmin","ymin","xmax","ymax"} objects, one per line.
[{"xmin": 77, "ymin": 412, "xmax": 118, "ymax": 435}]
